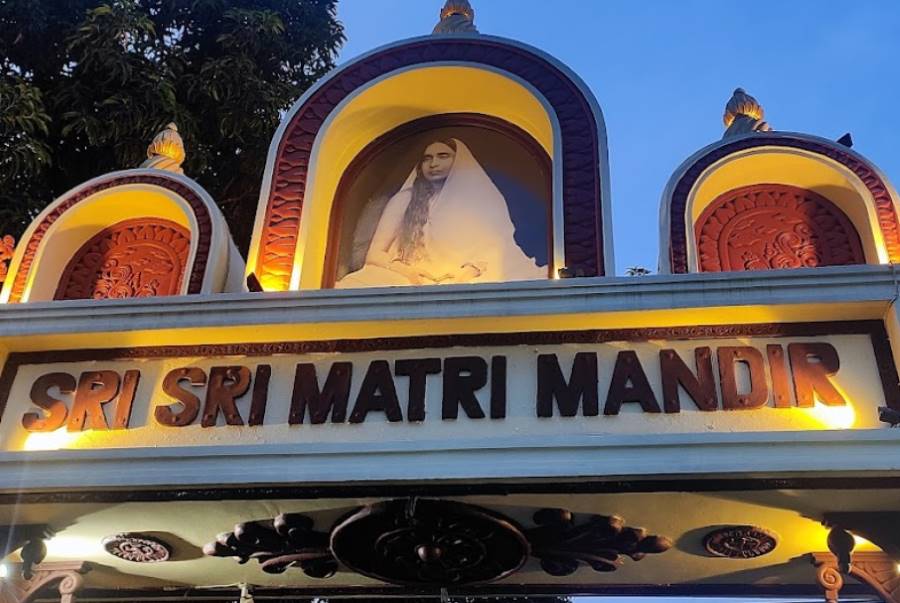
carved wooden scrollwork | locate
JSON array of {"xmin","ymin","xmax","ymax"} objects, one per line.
[
  {"xmin": 0, "ymin": 562, "xmax": 89, "ymax": 603},
  {"xmin": 0, "ymin": 235, "xmax": 14, "ymax": 285},
  {"xmin": 202, "ymin": 513, "xmax": 337, "ymax": 579},
  {"xmin": 204, "ymin": 500, "xmax": 671, "ymax": 586},
  {"xmin": 55, "ymin": 219, "xmax": 191, "ymax": 301},
  {"xmin": 812, "ymin": 551, "xmax": 900, "ymax": 603},
  {"xmin": 696, "ymin": 184, "xmax": 865, "ymax": 272},
  {"xmin": 526, "ymin": 508, "xmax": 672, "ymax": 576}
]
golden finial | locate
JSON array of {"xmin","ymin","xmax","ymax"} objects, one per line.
[
  {"xmin": 141, "ymin": 122, "xmax": 186, "ymax": 174},
  {"xmin": 723, "ymin": 88, "xmax": 771, "ymax": 138},
  {"xmin": 433, "ymin": 0, "xmax": 478, "ymax": 34}
]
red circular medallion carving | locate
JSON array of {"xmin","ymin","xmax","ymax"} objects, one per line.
[
  {"xmin": 695, "ymin": 184, "xmax": 865, "ymax": 272},
  {"xmin": 55, "ymin": 218, "xmax": 191, "ymax": 300}
]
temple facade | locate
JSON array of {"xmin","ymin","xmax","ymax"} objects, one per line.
[{"xmin": 1, "ymin": 2, "xmax": 900, "ymax": 602}]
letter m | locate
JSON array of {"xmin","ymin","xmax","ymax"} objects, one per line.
[
  {"xmin": 537, "ymin": 353, "xmax": 599, "ymax": 417},
  {"xmin": 289, "ymin": 363, "xmax": 352, "ymax": 425}
]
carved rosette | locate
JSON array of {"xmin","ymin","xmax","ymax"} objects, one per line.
[
  {"xmin": 102, "ymin": 533, "xmax": 171, "ymax": 563},
  {"xmin": 55, "ymin": 218, "xmax": 191, "ymax": 301},
  {"xmin": 696, "ymin": 184, "xmax": 865, "ymax": 272},
  {"xmin": 204, "ymin": 500, "xmax": 672, "ymax": 586},
  {"xmin": 703, "ymin": 526, "xmax": 778, "ymax": 559},
  {"xmin": 0, "ymin": 234, "xmax": 14, "ymax": 284}
]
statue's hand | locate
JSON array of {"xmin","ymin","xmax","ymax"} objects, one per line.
[
  {"xmin": 389, "ymin": 259, "xmax": 435, "ymax": 285},
  {"xmin": 443, "ymin": 264, "xmax": 482, "ymax": 284}
]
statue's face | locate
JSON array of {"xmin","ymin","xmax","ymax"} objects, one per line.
[{"xmin": 421, "ymin": 142, "xmax": 456, "ymax": 182}]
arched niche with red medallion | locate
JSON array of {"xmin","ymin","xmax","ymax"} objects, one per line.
[
  {"xmin": 55, "ymin": 218, "xmax": 193, "ymax": 301},
  {"xmin": 247, "ymin": 34, "xmax": 613, "ymax": 291},
  {"xmin": 659, "ymin": 133, "xmax": 900, "ymax": 274},
  {"xmin": 1, "ymin": 170, "xmax": 244, "ymax": 304}
]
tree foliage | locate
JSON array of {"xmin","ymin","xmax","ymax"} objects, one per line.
[{"xmin": 0, "ymin": 0, "xmax": 344, "ymax": 249}]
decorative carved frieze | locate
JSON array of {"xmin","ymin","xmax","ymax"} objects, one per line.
[
  {"xmin": 203, "ymin": 500, "xmax": 671, "ymax": 586},
  {"xmin": 696, "ymin": 184, "xmax": 865, "ymax": 272},
  {"xmin": 55, "ymin": 219, "xmax": 191, "ymax": 301}
]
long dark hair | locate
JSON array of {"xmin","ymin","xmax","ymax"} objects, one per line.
[{"xmin": 396, "ymin": 139, "xmax": 457, "ymax": 263}]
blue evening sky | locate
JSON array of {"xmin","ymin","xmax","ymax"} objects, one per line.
[{"xmin": 335, "ymin": 0, "xmax": 900, "ymax": 275}]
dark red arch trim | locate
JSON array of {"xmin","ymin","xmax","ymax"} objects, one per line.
[
  {"xmin": 9, "ymin": 174, "xmax": 212, "ymax": 303},
  {"xmin": 257, "ymin": 37, "xmax": 606, "ymax": 290},
  {"xmin": 668, "ymin": 135, "xmax": 900, "ymax": 273}
]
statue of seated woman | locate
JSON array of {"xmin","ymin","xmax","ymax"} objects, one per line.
[{"xmin": 336, "ymin": 138, "xmax": 546, "ymax": 288}]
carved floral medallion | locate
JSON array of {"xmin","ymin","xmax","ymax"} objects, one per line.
[
  {"xmin": 55, "ymin": 218, "xmax": 191, "ymax": 301},
  {"xmin": 203, "ymin": 499, "xmax": 672, "ymax": 586},
  {"xmin": 695, "ymin": 184, "xmax": 865, "ymax": 273},
  {"xmin": 102, "ymin": 533, "xmax": 171, "ymax": 563},
  {"xmin": 703, "ymin": 525, "xmax": 778, "ymax": 559}
]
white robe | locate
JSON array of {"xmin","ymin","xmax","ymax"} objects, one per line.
[{"xmin": 337, "ymin": 139, "xmax": 545, "ymax": 288}]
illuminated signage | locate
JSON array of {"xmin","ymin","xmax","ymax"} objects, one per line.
[{"xmin": 0, "ymin": 322, "xmax": 896, "ymax": 451}]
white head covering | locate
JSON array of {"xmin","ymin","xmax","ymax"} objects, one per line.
[{"xmin": 397, "ymin": 138, "xmax": 544, "ymax": 281}]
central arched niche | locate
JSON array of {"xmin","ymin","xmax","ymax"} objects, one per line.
[
  {"xmin": 248, "ymin": 35, "xmax": 612, "ymax": 292},
  {"xmin": 325, "ymin": 113, "xmax": 552, "ymax": 288}
]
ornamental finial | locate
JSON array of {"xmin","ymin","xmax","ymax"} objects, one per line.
[
  {"xmin": 723, "ymin": 88, "xmax": 772, "ymax": 138},
  {"xmin": 433, "ymin": 0, "xmax": 478, "ymax": 34},
  {"xmin": 141, "ymin": 122, "xmax": 186, "ymax": 174}
]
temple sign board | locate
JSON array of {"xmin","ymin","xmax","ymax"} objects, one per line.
[{"xmin": 1, "ymin": 321, "xmax": 895, "ymax": 452}]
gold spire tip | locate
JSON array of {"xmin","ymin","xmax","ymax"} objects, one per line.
[{"xmin": 434, "ymin": 0, "xmax": 478, "ymax": 34}]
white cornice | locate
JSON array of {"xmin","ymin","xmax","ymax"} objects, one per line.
[{"xmin": 0, "ymin": 265, "xmax": 897, "ymax": 337}]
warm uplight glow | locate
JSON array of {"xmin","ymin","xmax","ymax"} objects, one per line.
[
  {"xmin": 854, "ymin": 534, "xmax": 875, "ymax": 548},
  {"xmin": 46, "ymin": 536, "xmax": 102, "ymax": 559},
  {"xmin": 23, "ymin": 430, "xmax": 83, "ymax": 451},
  {"xmin": 807, "ymin": 402, "xmax": 857, "ymax": 430}
]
